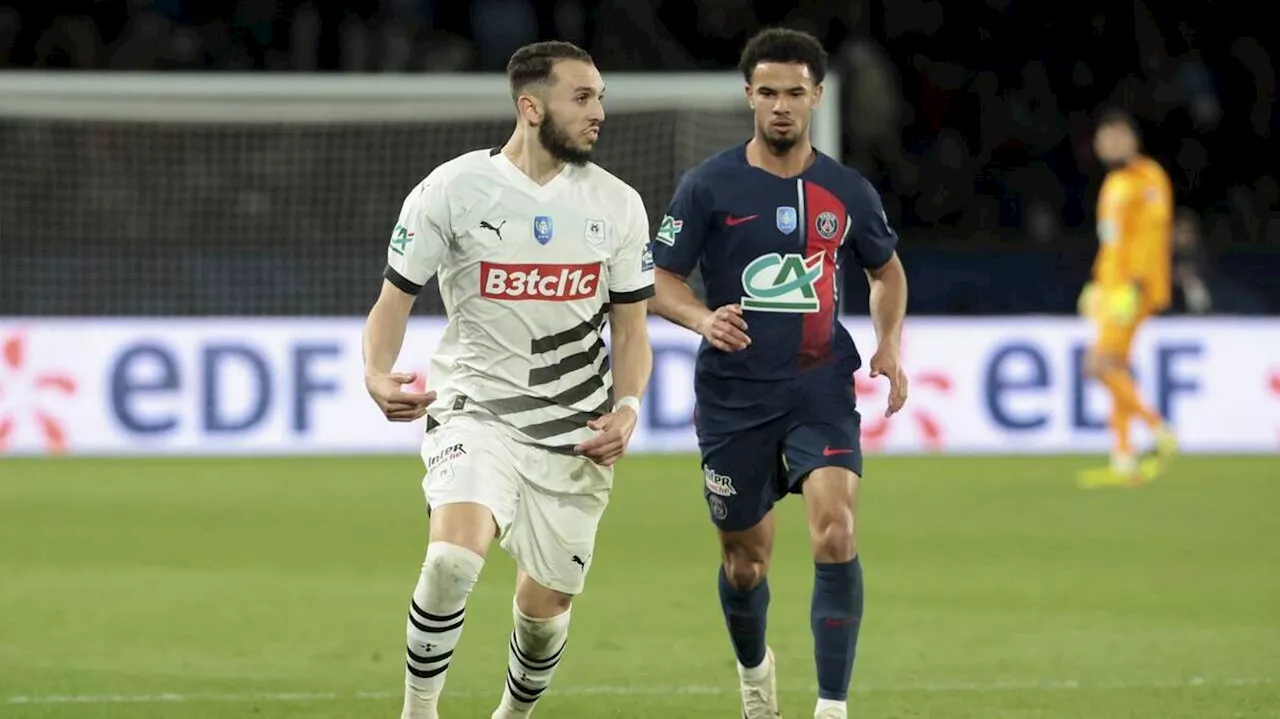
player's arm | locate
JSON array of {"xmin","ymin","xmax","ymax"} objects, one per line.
[
  {"xmin": 866, "ymin": 252, "xmax": 907, "ymax": 350},
  {"xmin": 649, "ymin": 171, "xmax": 750, "ymax": 352},
  {"xmin": 851, "ymin": 178, "xmax": 909, "ymax": 416},
  {"xmin": 362, "ymin": 179, "xmax": 449, "ymax": 421},
  {"xmin": 605, "ymin": 299, "xmax": 652, "ymax": 428},
  {"xmin": 1133, "ymin": 187, "xmax": 1174, "ymax": 315},
  {"xmin": 576, "ymin": 190, "xmax": 654, "ymax": 466}
]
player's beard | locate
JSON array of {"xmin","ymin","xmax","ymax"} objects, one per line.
[
  {"xmin": 539, "ymin": 111, "xmax": 594, "ymax": 167},
  {"xmin": 760, "ymin": 123, "xmax": 801, "ymax": 154}
]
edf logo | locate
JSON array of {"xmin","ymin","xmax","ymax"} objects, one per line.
[
  {"xmin": 983, "ymin": 341, "xmax": 1202, "ymax": 430},
  {"xmin": 108, "ymin": 342, "xmax": 342, "ymax": 434}
]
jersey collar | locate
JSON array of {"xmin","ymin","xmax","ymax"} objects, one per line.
[{"xmin": 489, "ymin": 149, "xmax": 573, "ymax": 203}]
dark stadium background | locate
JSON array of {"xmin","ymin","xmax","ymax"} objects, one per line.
[
  {"xmin": 3, "ymin": 5, "xmax": 1278, "ymax": 719},
  {"xmin": 1, "ymin": 1, "xmax": 1276, "ymax": 317}
]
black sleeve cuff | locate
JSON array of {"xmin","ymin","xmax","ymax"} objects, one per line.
[
  {"xmin": 384, "ymin": 265, "xmax": 423, "ymax": 295},
  {"xmin": 609, "ymin": 284, "xmax": 656, "ymax": 304}
]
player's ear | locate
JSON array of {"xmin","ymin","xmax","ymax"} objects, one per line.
[
  {"xmin": 744, "ymin": 83, "xmax": 753, "ymax": 109},
  {"xmin": 516, "ymin": 93, "xmax": 544, "ymax": 126},
  {"xmin": 811, "ymin": 82, "xmax": 824, "ymax": 108}
]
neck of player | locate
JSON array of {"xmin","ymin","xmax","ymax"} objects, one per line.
[
  {"xmin": 502, "ymin": 127, "xmax": 565, "ymax": 186},
  {"xmin": 746, "ymin": 135, "xmax": 815, "ymax": 178}
]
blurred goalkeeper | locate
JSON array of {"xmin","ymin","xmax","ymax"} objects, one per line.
[{"xmin": 1078, "ymin": 110, "xmax": 1178, "ymax": 487}]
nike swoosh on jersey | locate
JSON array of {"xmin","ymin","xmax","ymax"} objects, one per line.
[
  {"xmin": 724, "ymin": 214, "xmax": 759, "ymax": 226},
  {"xmin": 822, "ymin": 446, "xmax": 855, "ymax": 456}
]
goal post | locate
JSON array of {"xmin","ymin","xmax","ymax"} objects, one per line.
[{"xmin": 0, "ymin": 72, "xmax": 841, "ymax": 316}]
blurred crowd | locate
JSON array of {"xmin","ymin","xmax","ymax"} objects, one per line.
[
  {"xmin": 5, "ymin": 2, "xmax": 1275, "ymax": 239},
  {"xmin": 1, "ymin": 1, "xmax": 1276, "ymax": 315}
]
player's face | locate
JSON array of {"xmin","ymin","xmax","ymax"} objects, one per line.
[
  {"xmin": 745, "ymin": 62, "xmax": 823, "ymax": 154},
  {"xmin": 1093, "ymin": 124, "xmax": 1137, "ymax": 168},
  {"xmin": 537, "ymin": 60, "xmax": 606, "ymax": 167}
]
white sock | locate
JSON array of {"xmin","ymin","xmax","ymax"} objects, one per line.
[
  {"xmin": 494, "ymin": 601, "xmax": 571, "ymax": 716},
  {"xmin": 1111, "ymin": 452, "xmax": 1135, "ymax": 474},
  {"xmin": 815, "ymin": 697, "xmax": 848, "ymax": 717},
  {"xmin": 738, "ymin": 656, "xmax": 770, "ymax": 682},
  {"xmin": 401, "ymin": 542, "xmax": 484, "ymax": 719}
]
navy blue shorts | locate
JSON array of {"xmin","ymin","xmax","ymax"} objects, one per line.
[{"xmin": 694, "ymin": 371, "xmax": 863, "ymax": 532}]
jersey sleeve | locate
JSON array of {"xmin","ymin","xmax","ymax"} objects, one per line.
[
  {"xmin": 651, "ymin": 169, "xmax": 710, "ymax": 277},
  {"xmin": 1092, "ymin": 173, "xmax": 1127, "ymax": 285},
  {"xmin": 847, "ymin": 177, "xmax": 898, "ymax": 270},
  {"xmin": 608, "ymin": 188, "xmax": 657, "ymax": 304},
  {"xmin": 1134, "ymin": 178, "xmax": 1174, "ymax": 313},
  {"xmin": 383, "ymin": 176, "xmax": 451, "ymax": 295}
]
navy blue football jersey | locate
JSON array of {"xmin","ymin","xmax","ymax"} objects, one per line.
[{"xmin": 653, "ymin": 144, "xmax": 898, "ymax": 382}]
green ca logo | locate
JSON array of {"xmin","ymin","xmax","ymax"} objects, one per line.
[{"xmin": 740, "ymin": 251, "xmax": 825, "ymax": 313}]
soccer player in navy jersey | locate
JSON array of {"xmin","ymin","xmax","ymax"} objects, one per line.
[{"xmin": 649, "ymin": 28, "xmax": 909, "ymax": 719}]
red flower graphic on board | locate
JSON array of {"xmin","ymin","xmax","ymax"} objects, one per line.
[
  {"xmin": 1269, "ymin": 368, "xmax": 1280, "ymax": 446},
  {"xmin": 0, "ymin": 333, "xmax": 78, "ymax": 454},
  {"xmin": 854, "ymin": 340, "xmax": 953, "ymax": 452},
  {"xmin": 408, "ymin": 369, "xmax": 429, "ymax": 395}
]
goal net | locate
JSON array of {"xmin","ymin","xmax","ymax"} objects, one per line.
[{"xmin": 0, "ymin": 72, "xmax": 841, "ymax": 317}]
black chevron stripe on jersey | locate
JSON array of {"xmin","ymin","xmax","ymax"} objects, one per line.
[
  {"xmin": 482, "ymin": 373, "xmax": 606, "ymax": 416},
  {"xmin": 528, "ymin": 305, "xmax": 609, "ymax": 355},
  {"xmin": 527, "ymin": 338, "xmax": 607, "ymax": 387},
  {"xmin": 514, "ymin": 396, "xmax": 612, "ymax": 440}
]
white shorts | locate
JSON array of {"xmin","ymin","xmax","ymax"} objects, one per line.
[{"xmin": 419, "ymin": 413, "xmax": 612, "ymax": 595}]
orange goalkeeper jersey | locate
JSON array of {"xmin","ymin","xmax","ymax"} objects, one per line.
[{"xmin": 1093, "ymin": 155, "xmax": 1174, "ymax": 314}]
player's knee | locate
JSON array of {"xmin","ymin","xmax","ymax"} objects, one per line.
[
  {"xmin": 515, "ymin": 573, "xmax": 574, "ymax": 618},
  {"xmin": 1086, "ymin": 350, "xmax": 1117, "ymax": 379},
  {"xmin": 810, "ymin": 510, "xmax": 857, "ymax": 563},
  {"xmin": 422, "ymin": 541, "xmax": 485, "ymax": 605},
  {"xmin": 1084, "ymin": 351, "xmax": 1103, "ymax": 378},
  {"xmin": 721, "ymin": 544, "xmax": 770, "ymax": 590}
]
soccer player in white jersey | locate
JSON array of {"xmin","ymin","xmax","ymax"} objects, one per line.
[{"xmin": 360, "ymin": 41, "xmax": 655, "ymax": 719}]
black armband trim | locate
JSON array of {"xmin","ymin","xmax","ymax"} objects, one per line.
[
  {"xmin": 384, "ymin": 265, "xmax": 424, "ymax": 295},
  {"xmin": 609, "ymin": 284, "xmax": 656, "ymax": 304}
]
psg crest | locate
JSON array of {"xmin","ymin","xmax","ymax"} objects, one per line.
[
  {"xmin": 815, "ymin": 211, "xmax": 840, "ymax": 240},
  {"xmin": 776, "ymin": 206, "xmax": 798, "ymax": 235},
  {"xmin": 533, "ymin": 215, "xmax": 554, "ymax": 245}
]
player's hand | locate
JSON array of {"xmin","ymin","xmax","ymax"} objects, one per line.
[
  {"xmin": 1109, "ymin": 284, "xmax": 1140, "ymax": 323},
  {"xmin": 699, "ymin": 304, "xmax": 751, "ymax": 353},
  {"xmin": 575, "ymin": 407, "xmax": 638, "ymax": 467},
  {"xmin": 365, "ymin": 371, "xmax": 435, "ymax": 422},
  {"xmin": 868, "ymin": 345, "xmax": 908, "ymax": 418},
  {"xmin": 1077, "ymin": 282, "xmax": 1098, "ymax": 318}
]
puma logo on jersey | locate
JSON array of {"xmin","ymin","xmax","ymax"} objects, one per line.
[
  {"xmin": 479, "ymin": 220, "xmax": 505, "ymax": 241},
  {"xmin": 480, "ymin": 261, "xmax": 601, "ymax": 301}
]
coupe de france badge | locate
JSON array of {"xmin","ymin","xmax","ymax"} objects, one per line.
[
  {"xmin": 776, "ymin": 206, "xmax": 798, "ymax": 235},
  {"xmin": 533, "ymin": 215, "xmax": 554, "ymax": 245}
]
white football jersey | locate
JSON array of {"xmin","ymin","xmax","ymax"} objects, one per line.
[{"xmin": 385, "ymin": 148, "xmax": 654, "ymax": 455}]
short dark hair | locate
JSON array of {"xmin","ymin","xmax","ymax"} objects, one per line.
[
  {"xmin": 738, "ymin": 28, "xmax": 827, "ymax": 85},
  {"xmin": 1097, "ymin": 107, "xmax": 1138, "ymax": 132},
  {"xmin": 506, "ymin": 41, "xmax": 593, "ymax": 100}
]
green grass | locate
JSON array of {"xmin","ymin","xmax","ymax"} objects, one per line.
[{"xmin": 1, "ymin": 455, "xmax": 1277, "ymax": 718}]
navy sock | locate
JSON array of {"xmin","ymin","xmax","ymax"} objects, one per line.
[
  {"xmin": 718, "ymin": 565, "xmax": 769, "ymax": 668},
  {"xmin": 811, "ymin": 557, "xmax": 864, "ymax": 701}
]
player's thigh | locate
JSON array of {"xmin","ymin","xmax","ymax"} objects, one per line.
[
  {"xmin": 419, "ymin": 415, "xmax": 520, "ymax": 555},
  {"xmin": 1090, "ymin": 318, "xmax": 1139, "ymax": 371},
  {"xmin": 501, "ymin": 452, "xmax": 611, "ymax": 597},
  {"xmin": 783, "ymin": 406, "xmax": 864, "ymax": 489},
  {"xmin": 698, "ymin": 422, "xmax": 786, "ymax": 535},
  {"xmin": 800, "ymin": 465, "xmax": 861, "ymax": 560}
]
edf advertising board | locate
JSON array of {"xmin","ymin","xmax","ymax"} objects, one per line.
[{"xmin": 0, "ymin": 317, "xmax": 1277, "ymax": 457}]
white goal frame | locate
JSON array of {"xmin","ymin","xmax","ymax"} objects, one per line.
[{"xmin": 0, "ymin": 71, "xmax": 843, "ymax": 157}]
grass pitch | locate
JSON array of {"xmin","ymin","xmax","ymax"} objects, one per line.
[{"xmin": 1, "ymin": 454, "xmax": 1277, "ymax": 718}]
